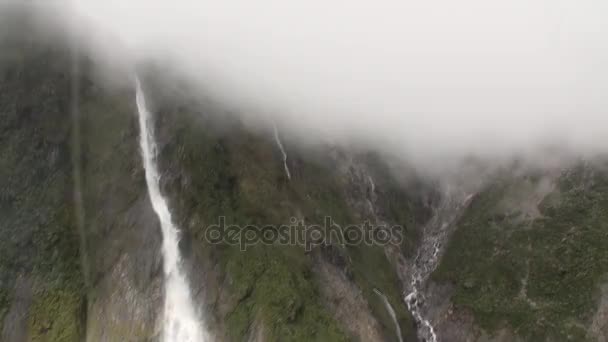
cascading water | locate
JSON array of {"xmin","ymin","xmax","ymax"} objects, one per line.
[
  {"xmin": 135, "ymin": 77, "xmax": 209, "ymax": 342},
  {"xmin": 373, "ymin": 289, "xmax": 403, "ymax": 342},
  {"xmin": 404, "ymin": 186, "xmax": 473, "ymax": 342},
  {"xmin": 272, "ymin": 123, "xmax": 291, "ymax": 180},
  {"xmin": 364, "ymin": 174, "xmax": 402, "ymax": 342}
]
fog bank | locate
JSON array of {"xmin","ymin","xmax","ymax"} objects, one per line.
[{"xmin": 20, "ymin": 1, "xmax": 608, "ymax": 166}]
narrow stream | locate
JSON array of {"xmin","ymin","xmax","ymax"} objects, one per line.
[
  {"xmin": 272, "ymin": 123, "xmax": 291, "ymax": 180},
  {"xmin": 374, "ymin": 288, "xmax": 404, "ymax": 342}
]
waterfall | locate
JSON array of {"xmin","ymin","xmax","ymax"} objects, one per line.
[
  {"xmin": 135, "ymin": 78, "xmax": 209, "ymax": 342},
  {"xmin": 373, "ymin": 289, "xmax": 403, "ymax": 342},
  {"xmin": 365, "ymin": 175, "xmax": 402, "ymax": 342},
  {"xmin": 404, "ymin": 186, "xmax": 473, "ymax": 342},
  {"xmin": 272, "ymin": 123, "xmax": 291, "ymax": 180}
]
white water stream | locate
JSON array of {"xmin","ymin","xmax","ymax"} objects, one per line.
[
  {"xmin": 272, "ymin": 123, "xmax": 291, "ymax": 180},
  {"xmin": 135, "ymin": 78, "xmax": 209, "ymax": 342},
  {"xmin": 374, "ymin": 288, "xmax": 404, "ymax": 342},
  {"xmin": 404, "ymin": 186, "xmax": 473, "ymax": 342}
]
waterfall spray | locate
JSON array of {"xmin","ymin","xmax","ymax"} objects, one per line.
[{"xmin": 135, "ymin": 77, "xmax": 209, "ymax": 342}]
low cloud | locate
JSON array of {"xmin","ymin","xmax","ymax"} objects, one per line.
[{"xmin": 19, "ymin": 0, "xmax": 608, "ymax": 168}]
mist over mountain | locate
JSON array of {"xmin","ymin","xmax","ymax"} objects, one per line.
[
  {"xmin": 2, "ymin": 2, "xmax": 608, "ymax": 342},
  {"xmin": 59, "ymin": 0, "xmax": 608, "ymax": 169}
]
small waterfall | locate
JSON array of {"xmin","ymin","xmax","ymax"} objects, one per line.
[
  {"xmin": 135, "ymin": 78, "xmax": 209, "ymax": 342},
  {"xmin": 365, "ymin": 175, "xmax": 402, "ymax": 342},
  {"xmin": 272, "ymin": 123, "xmax": 291, "ymax": 180},
  {"xmin": 404, "ymin": 186, "xmax": 473, "ymax": 342},
  {"xmin": 373, "ymin": 289, "xmax": 403, "ymax": 342}
]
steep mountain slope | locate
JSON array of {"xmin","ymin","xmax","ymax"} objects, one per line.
[
  {"xmin": 141, "ymin": 71, "xmax": 434, "ymax": 341},
  {"xmin": 0, "ymin": 14, "xmax": 85, "ymax": 341},
  {"xmin": 0, "ymin": 9, "xmax": 433, "ymax": 342},
  {"xmin": 431, "ymin": 162, "xmax": 608, "ymax": 341},
  {"xmin": 3, "ymin": 7, "xmax": 608, "ymax": 342},
  {"xmin": 1, "ymin": 10, "xmax": 162, "ymax": 341}
]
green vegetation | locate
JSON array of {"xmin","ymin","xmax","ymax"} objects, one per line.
[
  {"xmin": 348, "ymin": 243, "xmax": 417, "ymax": 342},
  {"xmin": 156, "ymin": 101, "xmax": 420, "ymax": 341},
  {"xmin": 0, "ymin": 28, "xmax": 85, "ymax": 339},
  {"xmin": 158, "ymin": 108, "xmax": 349, "ymax": 340},
  {"xmin": 0, "ymin": 19, "xmax": 425, "ymax": 340},
  {"xmin": 223, "ymin": 245, "xmax": 347, "ymax": 341},
  {"xmin": 434, "ymin": 165, "xmax": 608, "ymax": 341},
  {"xmin": 28, "ymin": 287, "xmax": 84, "ymax": 342}
]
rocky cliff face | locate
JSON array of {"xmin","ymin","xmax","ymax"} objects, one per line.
[
  {"xmin": 1, "ymin": 10, "xmax": 164, "ymax": 341},
  {"xmin": 0, "ymin": 13, "xmax": 86, "ymax": 341}
]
